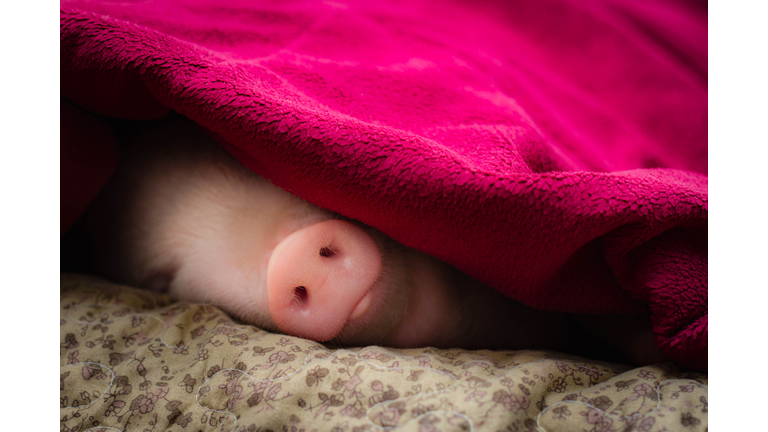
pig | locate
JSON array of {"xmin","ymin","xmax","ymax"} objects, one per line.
[{"xmin": 83, "ymin": 118, "xmax": 667, "ymax": 365}]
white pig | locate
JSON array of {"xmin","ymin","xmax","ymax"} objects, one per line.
[{"xmin": 84, "ymin": 118, "xmax": 666, "ymax": 365}]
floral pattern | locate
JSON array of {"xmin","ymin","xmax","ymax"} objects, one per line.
[{"xmin": 61, "ymin": 274, "xmax": 708, "ymax": 431}]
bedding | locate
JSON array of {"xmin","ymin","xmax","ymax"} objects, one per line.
[
  {"xmin": 60, "ymin": 0, "xmax": 707, "ymax": 371},
  {"xmin": 61, "ymin": 274, "xmax": 708, "ymax": 432}
]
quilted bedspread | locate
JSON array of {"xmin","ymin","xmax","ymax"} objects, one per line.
[{"xmin": 60, "ymin": 275, "xmax": 708, "ymax": 432}]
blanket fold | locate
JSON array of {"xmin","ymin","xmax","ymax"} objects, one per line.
[{"xmin": 60, "ymin": 0, "xmax": 707, "ymax": 370}]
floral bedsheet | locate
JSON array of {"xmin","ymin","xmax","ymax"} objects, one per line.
[{"xmin": 60, "ymin": 274, "xmax": 708, "ymax": 432}]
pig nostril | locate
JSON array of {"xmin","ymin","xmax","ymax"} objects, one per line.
[
  {"xmin": 292, "ymin": 286, "xmax": 308, "ymax": 308},
  {"xmin": 267, "ymin": 219, "xmax": 383, "ymax": 342}
]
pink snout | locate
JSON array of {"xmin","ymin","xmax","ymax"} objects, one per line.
[{"xmin": 266, "ymin": 219, "xmax": 383, "ymax": 342}]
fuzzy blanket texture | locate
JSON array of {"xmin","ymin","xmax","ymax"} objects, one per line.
[{"xmin": 60, "ymin": 0, "xmax": 708, "ymax": 370}]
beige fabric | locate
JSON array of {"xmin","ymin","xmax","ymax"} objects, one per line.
[{"xmin": 61, "ymin": 274, "xmax": 707, "ymax": 432}]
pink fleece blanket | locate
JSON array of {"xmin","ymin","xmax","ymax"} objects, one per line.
[{"xmin": 60, "ymin": 0, "xmax": 707, "ymax": 370}]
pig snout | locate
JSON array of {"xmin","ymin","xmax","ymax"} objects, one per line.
[{"xmin": 266, "ymin": 219, "xmax": 383, "ymax": 342}]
